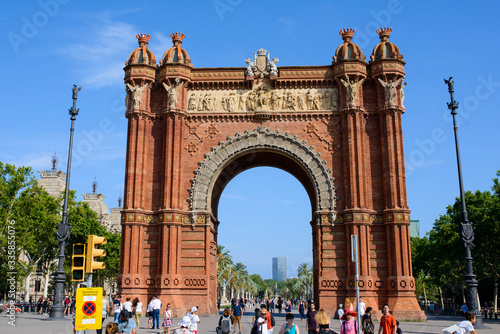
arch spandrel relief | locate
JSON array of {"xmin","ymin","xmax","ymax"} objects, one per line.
[{"xmin": 186, "ymin": 86, "xmax": 339, "ymax": 113}]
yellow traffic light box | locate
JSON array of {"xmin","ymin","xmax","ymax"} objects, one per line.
[
  {"xmin": 72, "ymin": 244, "xmax": 86, "ymax": 282},
  {"xmin": 86, "ymin": 235, "xmax": 107, "ymax": 273}
]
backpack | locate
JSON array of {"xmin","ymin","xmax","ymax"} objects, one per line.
[
  {"xmin": 221, "ymin": 316, "xmax": 232, "ymax": 334},
  {"xmin": 270, "ymin": 314, "xmax": 276, "ymax": 327}
]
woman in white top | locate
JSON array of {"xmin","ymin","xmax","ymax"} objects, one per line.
[
  {"xmin": 455, "ymin": 311, "xmax": 477, "ymax": 334},
  {"xmin": 123, "ymin": 297, "xmax": 133, "ymax": 312},
  {"xmin": 132, "ymin": 297, "xmax": 143, "ymax": 329}
]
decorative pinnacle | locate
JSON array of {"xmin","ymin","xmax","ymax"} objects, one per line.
[
  {"xmin": 376, "ymin": 27, "xmax": 392, "ymax": 41},
  {"xmin": 136, "ymin": 33, "xmax": 151, "ymax": 46},
  {"xmin": 170, "ymin": 32, "xmax": 185, "ymax": 44},
  {"xmin": 339, "ymin": 28, "xmax": 355, "ymax": 42}
]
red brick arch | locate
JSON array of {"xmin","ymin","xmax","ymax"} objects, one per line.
[{"xmin": 118, "ymin": 32, "xmax": 425, "ymax": 320}]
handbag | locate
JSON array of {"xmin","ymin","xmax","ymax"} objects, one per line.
[{"xmin": 442, "ymin": 324, "xmax": 459, "ymax": 334}]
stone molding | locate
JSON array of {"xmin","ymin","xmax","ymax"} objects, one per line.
[{"xmin": 188, "ymin": 127, "xmax": 337, "ymax": 220}]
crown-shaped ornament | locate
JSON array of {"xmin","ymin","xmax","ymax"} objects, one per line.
[
  {"xmin": 257, "ymin": 48, "xmax": 267, "ymax": 56},
  {"xmin": 170, "ymin": 32, "xmax": 185, "ymax": 44},
  {"xmin": 376, "ymin": 27, "xmax": 392, "ymax": 41},
  {"xmin": 136, "ymin": 33, "xmax": 151, "ymax": 46},
  {"xmin": 339, "ymin": 28, "xmax": 355, "ymax": 42}
]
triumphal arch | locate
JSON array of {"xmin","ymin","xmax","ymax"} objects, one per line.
[{"xmin": 118, "ymin": 28, "xmax": 425, "ymax": 320}]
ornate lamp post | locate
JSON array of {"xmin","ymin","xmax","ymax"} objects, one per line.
[
  {"xmin": 48, "ymin": 85, "xmax": 81, "ymax": 319},
  {"xmin": 444, "ymin": 77, "xmax": 482, "ymax": 326}
]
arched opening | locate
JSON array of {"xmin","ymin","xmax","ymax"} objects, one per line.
[{"xmin": 216, "ymin": 165, "xmax": 313, "ymax": 301}]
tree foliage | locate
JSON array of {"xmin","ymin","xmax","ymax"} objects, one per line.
[{"xmin": 411, "ymin": 170, "xmax": 500, "ymax": 308}]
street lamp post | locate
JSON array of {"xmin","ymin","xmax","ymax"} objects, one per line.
[
  {"xmin": 48, "ymin": 85, "xmax": 81, "ymax": 319},
  {"xmin": 444, "ymin": 77, "xmax": 482, "ymax": 326}
]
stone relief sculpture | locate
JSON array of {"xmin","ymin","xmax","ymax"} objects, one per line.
[
  {"xmin": 163, "ymin": 80, "xmax": 185, "ymax": 109},
  {"xmin": 378, "ymin": 77, "xmax": 403, "ymax": 108},
  {"xmin": 400, "ymin": 82, "xmax": 407, "ymax": 107},
  {"xmin": 269, "ymin": 57, "xmax": 279, "ymax": 76},
  {"xmin": 341, "ymin": 75, "xmax": 365, "ymax": 108},
  {"xmin": 188, "ymin": 92, "xmax": 197, "ymax": 111},
  {"xmin": 126, "ymin": 82, "xmax": 148, "ymax": 109},
  {"xmin": 186, "ymin": 87, "xmax": 339, "ymax": 113},
  {"xmin": 245, "ymin": 58, "xmax": 254, "ymax": 76}
]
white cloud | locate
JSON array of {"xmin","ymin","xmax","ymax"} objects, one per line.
[{"xmin": 58, "ymin": 14, "xmax": 138, "ymax": 88}]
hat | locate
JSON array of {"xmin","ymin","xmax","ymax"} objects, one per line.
[
  {"xmin": 179, "ymin": 316, "xmax": 192, "ymax": 328},
  {"xmin": 191, "ymin": 306, "xmax": 198, "ymax": 313},
  {"xmin": 341, "ymin": 309, "xmax": 357, "ymax": 320},
  {"xmin": 120, "ymin": 309, "xmax": 130, "ymax": 318}
]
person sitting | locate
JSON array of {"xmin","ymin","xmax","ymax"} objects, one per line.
[{"xmin": 455, "ymin": 311, "xmax": 477, "ymax": 334}]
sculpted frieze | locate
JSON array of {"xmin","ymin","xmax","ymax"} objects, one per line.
[{"xmin": 186, "ymin": 87, "xmax": 339, "ymax": 113}]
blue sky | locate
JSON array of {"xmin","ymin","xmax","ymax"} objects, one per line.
[{"xmin": 1, "ymin": 1, "xmax": 499, "ymax": 279}]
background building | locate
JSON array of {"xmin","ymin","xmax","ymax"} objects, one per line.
[{"xmin": 272, "ymin": 257, "xmax": 287, "ymax": 281}]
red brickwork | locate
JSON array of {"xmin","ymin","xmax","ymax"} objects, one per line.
[{"xmin": 118, "ymin": 29, "xmax": 426, "ymax": 321}]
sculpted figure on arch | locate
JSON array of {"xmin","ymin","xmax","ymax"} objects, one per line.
[
  {"xmin": 378, "ymin": 77, "xmax": 404, "ymax": 108},
  {"xmin": 126, "ymin": 82, "xmax": 149, "ymax": 110},
  {"xmin": 341, "ymin": 75, "xmax": 365, "ymax": 108},
  {"xmin": 163, "ymin": 80, "xmax": 185, "ymax": 110}
]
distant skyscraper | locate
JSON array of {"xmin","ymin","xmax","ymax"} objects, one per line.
[{"xmin": 272, "ymin": 257, "xmax": 287, "ymax": 281}]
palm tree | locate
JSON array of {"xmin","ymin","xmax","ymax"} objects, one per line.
[{"xmin": 296, "ymin": 262, "xmax": 313, "ymax": 299}]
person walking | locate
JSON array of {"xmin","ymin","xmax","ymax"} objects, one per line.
[
  {"xmin": 64, "ymin": 296, "xmax": 71, "ymax": 316},
  {"xmin": 285, "ymin": 298, "xmax": 292, "ymax": 314},
  {"xmin": 132, "ymin": 297, "xmax": 142, "ymax": 329},
  {"xmin": 219, "ymin": 307, "xmax": 234, "ymax": 334},
  {"xmin": 358, "ymin": 298, "xmax": 366, "ymax": 318},
  {"xmin": 188, "ymin": 306, "xmax": 200, "ymax": 334},
  {"xmin": 378, "ymin": 304, "xmax": 397, "ymax": 334},
  {"xmin": 97, "ymin": 291, "xmax": 110, "ymax": 334},
  {"xmin": 232, "ymin": 299, "xmax": 244, "ymax": 334},
  {"xmin": 258, "ymin": 308, "xmax": 269, "ymax": 334},
  {"xmin": 112, "ymin": 295, "xmax": 122, "ymax": 322},
  {"xmin": 123, "ymin": 297, "xmax": 133, "ymax": 312},
  {"xmin": 306, "ymin": 302, "xmax": 318, "ymax": 334},
  {"xmin": 147, "ymin": 297, "xmax": 154, "ymax": 329},
  {"xmin": 162, "ymin": 303, "xmax": 173, "ymax": 334},
  {"xmin": 315, "ymin": 309, "xmax": 332, "ymax": 334},
  {"xmin": 299, "ymin": 300, "xmax": 306, "ymax": 321},
  {"xmin": 279, "ymin": 313, "xmax": 300, "ymax": 334},
  {"xmin": 151, "ymin": 295, "xmax": 162, "ymax": 330},
  {"xmin": 261, "ymin": 307, "xmax": 274, "ymax": 334},
  {"xmin": 362, "ymin": 307, "xmax": 375, "ymax": 334},
  {"xmin": 337, "ymin": 304, "xmax": 345, "ymax": 326},
  {"xmin": 340, "ymin": 309, "xmax": 358, "ymax": 334},
  {"xmin": 118, "ymin": 309, "xmax": 137, "ymax": 334}
]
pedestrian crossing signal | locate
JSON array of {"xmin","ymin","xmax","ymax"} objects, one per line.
[{"xmin": 72, "ymin": 244, "xmax": 86, "ymax": 282}]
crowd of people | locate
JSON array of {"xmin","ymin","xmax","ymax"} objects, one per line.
[
  {"xmin": 214, "ymin": 297, "xmax": 401, "ymax": 334},
  {"xmin": 93, "ymin": 293, "xmax": 201, "ymax": 334}
]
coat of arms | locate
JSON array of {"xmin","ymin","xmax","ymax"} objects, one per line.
[{"xmin": 245, "ymin": 48, "xmax": 279, "ymax": 78}]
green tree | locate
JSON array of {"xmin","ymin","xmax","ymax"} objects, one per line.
[{"xmin": 14, "ymin": 185, "xmax": 60, "ymax": 301}]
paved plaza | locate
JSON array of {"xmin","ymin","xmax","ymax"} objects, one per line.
[{"xmin": 2, "ymin": 310, "xmax": 500, "ymax": 334}]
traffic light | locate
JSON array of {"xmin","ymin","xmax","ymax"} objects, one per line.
[
  {"xmin": 86, "ymin": 235, "xmax": 107, "ymax": 273},
  {"xmin": 72, "ymin": 244, "xmax": 86, "ymax": 282}
]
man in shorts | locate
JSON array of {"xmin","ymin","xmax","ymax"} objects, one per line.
[{"xmin": 232, "ymin": 298, "xmax": 244, "ymax": 334}]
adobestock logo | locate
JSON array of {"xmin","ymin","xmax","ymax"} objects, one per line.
[{"xmin": 7, "ymin": 0, "xmax": 71, "ymax": 54}]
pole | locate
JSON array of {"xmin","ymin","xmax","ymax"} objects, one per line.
[
  {"xmin": 351, "ymin": 235, "xmax": 361, "ymax": 329},
  {"xmin": 48, "ymin": 85, "xmax": 81, "ymax": 320},
  {"xmin": 444, "ymin": 77, "xmax": 483, "ymax": 326}
]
